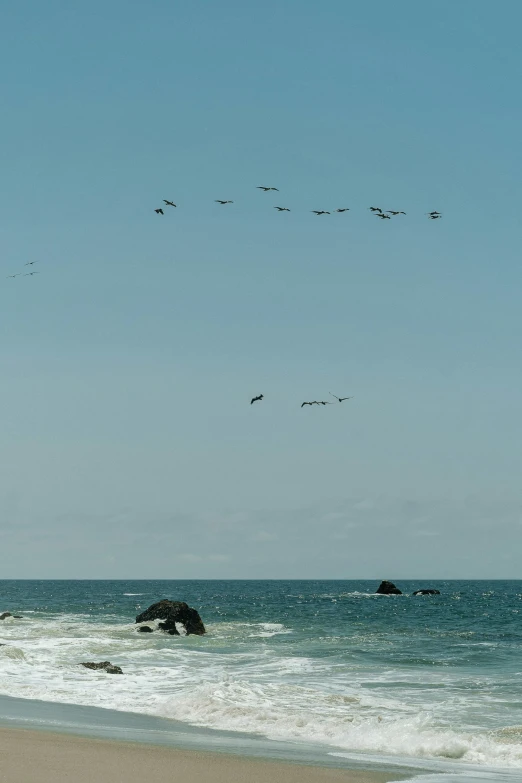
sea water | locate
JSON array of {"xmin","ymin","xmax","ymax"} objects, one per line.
[{"xmin": 0, "ymin": 580, "xmax": 521, "ymax": 781}]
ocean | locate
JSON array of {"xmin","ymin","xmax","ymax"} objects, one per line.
[{"xmin": 0, "ymin": 580, "xmax": 521, "ymax": 782}]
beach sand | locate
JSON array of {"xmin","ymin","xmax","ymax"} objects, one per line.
[{"xmin": 0, "ymin": 727, "xmax": 400, "ymax": 783}]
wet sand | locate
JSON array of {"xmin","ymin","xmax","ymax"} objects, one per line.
[{"xmin": 0, "ymin": 727, "xmax": 400, "ymax": 783}]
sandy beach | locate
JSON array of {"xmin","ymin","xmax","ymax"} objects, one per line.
[{"xmin": 0, "ymin": 727, "xmax": 400, "ymax": 783}]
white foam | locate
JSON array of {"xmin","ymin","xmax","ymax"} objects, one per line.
[{"xmin": 0, "ymin": 614, "xmax": 521, "ymax": 771}]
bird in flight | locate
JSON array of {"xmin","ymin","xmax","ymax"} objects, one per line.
[
  {"xmin": 334, "ymin": 208, "xmax": 350, "ymax": 213},
  {"xmin": 251, "ymin": 394, "xmax": 264, "ymax": 405},
  {"xmin": 25, "ymin": 261, "xmax": 39, "ymax": 266},
  {"xmin": 387, "ymin": 211, "xmax": 406, "ymax": 216},
  {"xmin": 312, "ymin": 210, "xmax": 330, "ymax": 215},
  {"xmin": 24, "ymin": 271, "xmax": 40, "ymax": 276},
  {"xmin": 369, "ymin": 207, "xmax": 383, "ymax": 213},
  {"xmin": 154, "ymin": 208, "xmax": 164, "ymax": 215},
  {"xmin": 427, "ymin": 211, "xmax": 441, "ymax": 216},
  {"xmin": 428, "ymin": 213, "xmax": 442, "ymax": 219},
  {"xmin": 301, "ymin": 401, "xmax": 316, "ymax": 407},
  {"xmin": 257, "ymin": 186, "xmax": 279, "ymax": 192},
  {"xmin": 163, "ymin": 200, "xmax": 177, "ymax": 207},
  {"xmin": 329, "ymin": 393, "xmax": 354, "ymax": 403},
  {"xmin": 215, "ymin": 200, "xmax": 233, "ymax": 205},
  {"xmin": 274, "ymin": 207, "xmax": 290, "ymax": 211},
  {"xmin": 6, "ymin": 273, "xmax": 22, "ymax": 278},
  {"xmin": 376, "ymin": 213, "xmax": 391, "ymax": 219}
]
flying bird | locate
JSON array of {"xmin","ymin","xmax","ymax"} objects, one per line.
[
  {"xmin": 376, "ymin": 213, "xmax": 391, "ymax": 219},
  {"xmin": 257, "ymin": 186, "xmax": 279, "ymax": 191},
  {"xmin": 24, "ymin": 272, "xmax": 40, "ymax": 276},
  {"xmin": 387, "ymin": 211, "xmax": 406, "ymax": 216},
  {"xmin": 334, "ymin": 208, "xmax": 350, "ymax": 213},
  {"xmin": 274, "ymin": 207, "xmax": 290, "ymax": 211},
  {"xmin": 215, "ymin": 200, "xmax": 234, "ymax": 205},
  {"xmin": 251, "ymin": 394, "xmax": 264, "ymax": 405},
  {"xmin": 311, "ymin": 210, "xmax": 330, "ymax": 215},
  {"xmin": 25, "ymin": 261, "xmax": 39, "ymax": 266},
  {"xmin": 427, "ymin": 211, "xmax": 441, "ymax": 216},
  {"xmin": 163, "ymin": 200, "xmax": 177, "ymax": 207},
  {"xmin": 317, "ymin": 401, "xmax": 334, "ymax": 405},
  {"xmin": 329, "ymin": 393, "xmax": 354, "ymax": 403},
  {"xmin": 428, "ymin": 214, "xmax": 442, "ymax": 219},
  {"xmin": 6, "ymin": 274, "xmax": 22, "ymax": 278},
  {"xmin": 154, "ymin": 208, "xmax": 164, "ymax": 215},
  {"xmin": 369, "ymin": 207, "xmax": 383, "ymax": 213},
  {"xmin": 301, "ymin": 401, "xmax": 315, "ymax": 407}
]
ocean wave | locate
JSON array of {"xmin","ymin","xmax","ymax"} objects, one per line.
[
  {"xmin": 152, "ymin": 680, "xmax": 522, "ymax": 768},
  {"xmin": 1, "ymin": 602, "xmax": 521, "ymax": 772}
]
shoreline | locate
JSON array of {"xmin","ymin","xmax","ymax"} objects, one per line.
[
  {"xmin": 0, "ymin": 694, "xmax": 413, "ymax": 775},
  {"xmin": 0, "ymin": 726, "xmax": 402, "ymax": 783}
]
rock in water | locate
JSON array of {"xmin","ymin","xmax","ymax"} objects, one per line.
[
  {"xmin": 81, "ymin": 661, "xmax": 123, "ymax": 674},
  {"xmin": 413, "ymin": 589, "xmax": 441, "ymax": 596},
  {"xmin": 135, "ymin": 600, "xmax": 205, "ymax": 636},
  {"xmin": 137, "ymin": 625, "xmax": 153, "ymax": 633},
  {"xmin": 0, "ymin": 613, "xmax": 12, "ymax": 620},
  {"xmin": 376, "ymin": 580, "xmax": 402, "ymax": 595}
]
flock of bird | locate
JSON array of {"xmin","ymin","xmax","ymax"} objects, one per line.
[
  {"xmin": 153, "ymin": 188, "xmax": 443, "ymax": 220},
  {"xmin": 6, "ymin": 188, "xmax": 442, "ymax": 278},
  {"xmin": 250, "ymin": 393, "xmax": 353, "ymax": 408},
  {"xmin": 6, "ymin": 261, "xmax": 40, "ymax": 279}
]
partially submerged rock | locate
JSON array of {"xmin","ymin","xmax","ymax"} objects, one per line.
[
  {"xmin": 0, "ymin": 612, "xmax": 22, "ymax": 620},
  {"xmin": 137, "ymin": 625, "xmax": 153, "ymax": 633},
  {"xmin": 413, "ymin": 589, "xmax": 441, "ymax": 596},
  {"xmin": 81, "ymin": 661, "xmax": 123, "ymax": 674},
  {"xmin": 136, "ymin": 600, "xmax": 205, "ymax": 636},
  {"xmin": 376, "ymin": 580, "xmax": 402, "ymax": 595}
]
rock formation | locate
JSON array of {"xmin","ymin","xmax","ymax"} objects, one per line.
[
  {"xmin": 413, "ymin": 589, "xmax": 441, "ymax": 595},
  {"xmin": 375, "ymin": 580, "xmax": 402, "ymax": 595},
  {"xmin": 136, "ymin": 600, "xmax": 205, "ymax": 636},
  {"xmin": 137, "ymin": 625, "xmax": 153, "ymax": 633},
  {"xmin": 81, "ymin": 661, "xmax": 123, "ymax": 674},
  {"xmin": 0, "ymin": 612, "xmax": 22, "ymax": 620}
]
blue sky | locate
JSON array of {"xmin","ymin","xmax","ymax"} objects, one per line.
[{"xmin": 1, "ymin": 1, "xmax": 521, "ymax": 578}]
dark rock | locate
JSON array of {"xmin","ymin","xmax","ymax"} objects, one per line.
[
  {"xmin": 0, "ymin": 613, "xmax": 12, "ymax": 620},
  {"xmin": 413, "ymin": 589, "xmax": 441, "ymax": 596},
  {"xmin": 376, "ymin": 580, "xmax": 402, "ymax": 595},
  {"xmin": 158, "ymin": 621, "xmax": 180, "ymax": 635},
  {"xmin": 81, "ymin": 661, "xmax": 123, "ymax": 674},
  {"xmin": 136, "ymin": 600, "xmax": 205, "ymax": 636},
  {"xmin": 138, "ymin": 625, "xmax": 153, "ymax": 633}
]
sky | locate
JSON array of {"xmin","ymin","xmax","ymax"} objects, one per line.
[{"xmin": 1, "ymin": 1, "xmax": 521, "ymax": 578}]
